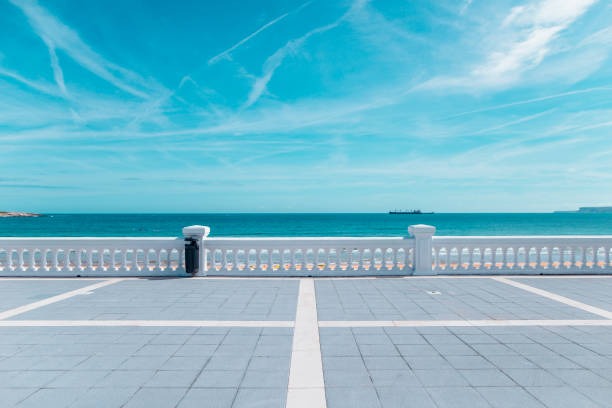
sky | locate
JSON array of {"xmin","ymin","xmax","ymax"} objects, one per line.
[{"xmin": 1, "ymin": 0, "xmax": 612, "ymax": 213}]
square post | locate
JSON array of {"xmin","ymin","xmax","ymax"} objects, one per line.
[
  {"xmin": 182, "ymin": 225, "xmax": 210, "ymax": 276},
  {"xmin": 409, "ymin": 224, "xmax": 436, "ymax": 275}
]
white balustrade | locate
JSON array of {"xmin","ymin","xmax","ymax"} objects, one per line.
[
  {"xmin": 432, "ymin": 236, "xmax": 612, "ymax": 274},
  {"xmin": 203, "ymin": 237, "xmax": 415, "ymax": 276},
  {"xmin": 0, "ymin": 238, "xmax": 186, "ymax": 276},
  {"xmin": 1, "ymin": 226, "xmax": 612, "ymax": 276}
]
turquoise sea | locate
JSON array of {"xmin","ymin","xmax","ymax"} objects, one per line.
[{"xmin": 1, "ymin": 213, "xmax": 612, "ymax": 237}]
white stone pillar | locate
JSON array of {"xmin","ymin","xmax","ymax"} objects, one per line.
[
  {"xmin": 182, "ymin": 225, "xmax": 210, "ymax": 276},
  {"xmin": 409, "ymin": 224, "xmax": 436, "ymax": 275}
]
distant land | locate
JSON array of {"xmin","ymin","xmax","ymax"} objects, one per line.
[
  {"xmin": 554, "ymin": 207, "xmax": 612, "ymax": 214},
  {"xmin": 0, "ymin": 211, "xmax": 43, "ymax": 217}
]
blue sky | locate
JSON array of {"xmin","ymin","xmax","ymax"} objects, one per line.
[{"xmin": 1, "ymin": 0, "xmax": 611, "ymax": 213}]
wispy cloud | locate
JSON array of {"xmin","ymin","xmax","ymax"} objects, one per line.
[
  {"xmin": 422, "ymin": 0, "xmax": 599, "ymax": 90},
  {"xmin": 243, "ymin": 20, "xmax": 341, "ymax": 108},
  {"xmin": 0, "ymin": 65, "xmax": 61, "ymax": 96},
  {"xmin": 42, "ymin": 37, "xmax": 67, "ymax": 96},
  {"xmin": 208, "ymin": 1, "xmax": 312, "ymax": 65},
  {"xmin": 9, "ymin": 0, "xmax": 159, "ymax": 99},
  {"xmin": 448, "ymin": 87, "xmax": 612, "ymax": 118},
  {"xmin": 243, "ymin": 0, "xmax": 369, "ymax": 108}
]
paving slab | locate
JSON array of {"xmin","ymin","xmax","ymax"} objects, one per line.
[
  {"xmin": 0, "ymin": 326, "xmax": 292, "ymax": 408},
  {"xmin": 321, "ymin": 325, "xmax": 612, "ymax": 408},
  {"xmin": 0, "ymin": 280, "xmax": 105, "ymax": 313},
  {"xmin": 513, "ymin": 278, "xmax": 612, "ymax": 312},
  {"xmin": 315, "ymin": 278, "xmax": 602, "ymax": 321},
  {"xmin": 7, "ymin": 279, "xmax": 299, "ymax": 321}
]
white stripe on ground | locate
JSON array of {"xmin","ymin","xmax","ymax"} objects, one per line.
[
  {"xmin": 287, "ymin": 279, "xmax": 326, "ymax": 408},
  {"xmin": 493, "ymin": 277, "xmax": 612, "ymax": 319},
  {"xmin": 0, "ymin": 320, "xmax": 294, "ymax": 327},
  {"xmin": 0, "ymin": 279, "xmax": 122, "ymax": 320},
  {"xmin": 319, "ymin": 319, "xmax": 612, "ymax": 327},
  {"xmin": 1, "ymin": 319, "xmax": 612, "ymax": 328}
]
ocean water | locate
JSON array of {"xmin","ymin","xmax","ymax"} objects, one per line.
[{"xmin": 1, "ymin": 213, "xmax": 612, "ymax": 237}]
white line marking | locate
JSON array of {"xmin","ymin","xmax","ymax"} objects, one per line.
[
  {"xmin": 2, "ymin": 319, "xmax": 612, "ymax": 328},
  {"xmin": 319, "ymin": 319, "xmax": 612, "ymax": 327},
  {"xmin": 287, "ymin": 279, "xmax": 326, "ymax": 408},
  {"xmin": 0, "ymin": 279, "xmax": 122, "ymax": 320},
  {"xmin": 493, "ymin": 277, "xmax": 612, "ymax": 319},
  {"xmin": 0, "ymin": 320, "xmax": 294, "ymax": 327}
]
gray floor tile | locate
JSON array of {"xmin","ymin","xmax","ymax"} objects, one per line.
[
  {"xmin": 241, "ymin": 370, "xmax": 288, "ymax": 388},
  {"xmin": 123, "ymin": 387, "xmax": 187, "ymax": 408},
  {"xmin": 70, "ymin": 388, "xmax": 138, "ymax": 408},
  {"xmin": 459, "ymin": 369, "xmax": 515, "ymax": 386},
  {"xmin": 325, "ymin": 370, "xmax": 374, "ymax": 386},
  {"xmin": 144, "ymin": 370, "xmax": 200, "ymax": 387},
  {"xmin": 369, "ymin": 370, "xmax": 421, "ymax": 387},
  {"xmin": 503, "ymin": 369, "xmax": 564, "ymax": 387},
  {"xmin": 232, "ymin": 388, "xmax": 287, "ymax": 408},
  {"xmin": 426, "ymin": 386, "xmax": 491, "ymax": 408},
  {"xmin": 377, "ymin": 387, "xmax": 437, "ymax": 408},
  {"xmin": 177, "ymin": 388, "xmax": 236, "ymax": 408},
  {"xmin": 526, "ymin": 387, "xmax": 601, "ymax": 408},
  {"xmin": 16, "ymin": 388, "xmax": 87, "ymax": 408},
  {"xmin": 477, "ymin": 387, "xmax": 545, "ymax": 408},
  {"xmin": 194, "ymin": 370, "xmax": 244, "ymax": 388},
  {"xmin": 414, "ymin": 369, "xmax": 469, "ymax": 387},
  {"xmin": 326, "ymin": 387, "xmax": 382, "ymax": 408}
]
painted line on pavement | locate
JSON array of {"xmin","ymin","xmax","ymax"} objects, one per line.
[
  {"xmin": 319, "ymin": 319, "xmax": 612, "ymax": 327},
  {"xmin": 287, "ymin": 278, "xmax": 326, "ymax": 408},
  {"xmin": 0, "ymin": 279, "xmax": 122, "ymax": 320},
  {"xmin": 0, "ymin": 319, "xmax": 294, "ymax": 327},
  {"xmin": 493, "ymin": 277, "xmax": 612, "ymax": 319}
]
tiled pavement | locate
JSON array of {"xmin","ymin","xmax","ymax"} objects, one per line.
[
  {"xmin": 0, "ymin": 325, "xmax": 292, "ymax": 408},
  {"xmin": 9, "ymin": 279, "xmax": 299, "ymax": 321},
  {"xmin": 1, "ymin": 276, "xmax": 612, "ymax": 407},
  {"xmin": 315, "ymin": 278, "xmax": 600, "ymax": 320}
]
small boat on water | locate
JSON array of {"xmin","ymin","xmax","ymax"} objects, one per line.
[{"xmin": 388, "ymin": 209, "xmax": 434, "ymax": 215}]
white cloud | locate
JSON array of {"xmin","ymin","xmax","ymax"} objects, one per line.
[
  {"xmin": 208, "ymin": 11, "xmax": 290, "ymax": 65},
  {"xmin": 42, "ymin": 36, "xmax": 67, "ymax": 96},
  {"xmin": 9, "ymin": 0, "xmax": 160, "ymax": 99},
  {"xmin": 423, "ymin": 0, "xmax": 599, "ymax": 90}
]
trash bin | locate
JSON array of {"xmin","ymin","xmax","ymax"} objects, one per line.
[{"xmin": 185, "ymin": 237, "xmax": 199, "ymax": 275}]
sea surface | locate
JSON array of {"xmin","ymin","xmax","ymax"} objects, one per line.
[{"xmin": 2, "ymin": 213, "xmax": 612, "ymax": 237}]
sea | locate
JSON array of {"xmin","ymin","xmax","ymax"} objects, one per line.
[{"xmin": 1, "ymin": 213, "xmax": 612, "ymax": 237}]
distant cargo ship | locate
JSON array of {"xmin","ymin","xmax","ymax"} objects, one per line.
[{"xmin": 388, "ymin": 209, "xmax": 434, "ymax": 215}]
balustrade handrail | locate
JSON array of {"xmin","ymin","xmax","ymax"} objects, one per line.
[
  {"xmin": 433, "ymin": 236, "xmax": 612, "ymax": 245},
  {"xmin": 1, "ymin": 224, "xmax": 612, "ymax": 276}
]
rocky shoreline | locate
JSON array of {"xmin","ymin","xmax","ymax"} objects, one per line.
[{"xmin": 0, "ymin": 211, "xmax": 44, "ymax": 217}]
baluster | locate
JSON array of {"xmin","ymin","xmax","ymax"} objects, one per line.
[
  {"xmin": 470, "ymin": 247, "xmax": 476, "ymax": 270},
  {"xmin": 100, "ymin": 248, "xmax": 108, "ymax": 271},
  {"xmin": 501, "ymin": 247, "xmax": 507, "ymax": 270},
  {"xmin": 7, "ymin": 249, "xmax": 14, "ymax": 271},
  {"xmin": 289, "ymin": 249, "xmax": 295, "ymax": 272},
  {"xmin": 254, "ymin": 249, "xmax": 260, "ymax": 272},
  {"xmin": 17, "ymin": 249, "xmax": 25, "ymax": 272},
  {"xmin": 63, "ymin": 249, "xmax": 71, "ymax": 272},
  {"xmin": 432, "ymin": 248, "xmax": 438, "ymax": 271},
  {"xmin": 76, "ymin": 249, "xmax": 82, "ymax": 272},
  {"xmin": 51, "ymin": 249, "xmax": 59, "ymax": 272},
  {"xmin": 605, "ymin": 247, "xmax": 611, "ymax": 269},
  {"xmin": 41, "ymin": 249, "xmax": 48, "ymax": 271}
]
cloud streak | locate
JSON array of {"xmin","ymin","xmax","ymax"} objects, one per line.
[
  {"xmin": 423, "ymin": 0, "xmax": 599, "ymax": 90},
  {"xmin": 208, "ymin": 1, "xmax": 313, "ymax": 65},
  {"xmin": 9, "ymin": 0, "xmax": 158, "ymax": 99}
]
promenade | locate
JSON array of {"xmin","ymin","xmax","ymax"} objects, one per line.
[{"xmin": 2, "ymin": 276, "xmax": 612, "ymax": 407}]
